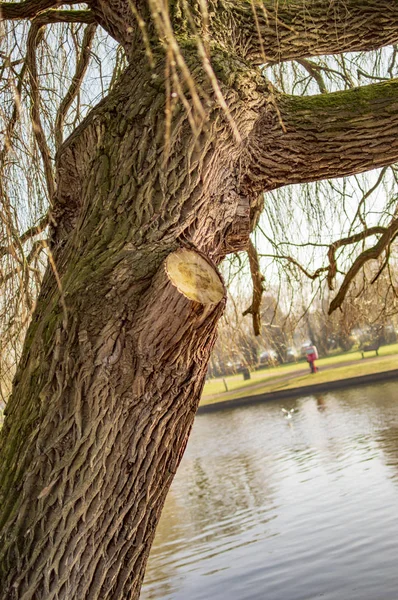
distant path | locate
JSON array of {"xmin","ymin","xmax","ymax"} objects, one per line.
[
  {"xmin": 203, "ymin": 355, "xmax": 391, "ymax": 402},
  {"xmin": 242, "ymin": 356, "xmax": 376, "ymax": 392},
  {"xmin": 198, "ymin": 368, "xmax": 398, "ymax": 414}
]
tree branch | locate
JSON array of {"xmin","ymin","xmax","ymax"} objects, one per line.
[
  {"xmin": 232, "ymin": 0, "xmax": 398, "ymax": 66},
  {"xmin": 244, "ymin": 79, "xmax": 398, "ymax": 194},
  {"xmin": 260, "ymin": 253, "xmax": 329, "ymax": 282},
  {"xmin": 349, "ymin": 167, "xmax": 388, "ymax": 234},
  {"xmin": 89, "ymin": 0, "xmax": 138, "ymax": 51},
  {"xmin": 32, "ymin": 9, "xmax": 95, "ymax": 25},
  {"xmin": 328, "ymin": 218, "xmax": 398, "ymax": 314},
  {"xmin": 327, "ymin": 226, "xmax": 387, "ymax": 291},
  {"xmin": 242, "ymin": 239, "xmax": 264, "ymax": 335},
  {"xmin": 296, "ymin": 59, "xmax": 327, "ymax": 94},
  {"xmin": 0, "ymin": 0, "xmax": 79, "ymax": 20}
]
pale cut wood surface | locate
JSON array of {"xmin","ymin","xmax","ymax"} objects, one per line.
[{"xmin": 165, "ymin": 248, "xmax": 224, "ymax": 304}]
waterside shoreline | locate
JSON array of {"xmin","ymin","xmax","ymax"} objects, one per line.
[{"xmin": 198, "ymin": 368, "xmax": 398, "ymax": 414}]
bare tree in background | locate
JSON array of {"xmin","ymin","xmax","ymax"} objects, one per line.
[
  {"xmin": 251, "ymin": 49, "xmax": 398, "ymax": 329},
  {"xmin": 2, "ymin": 2, "xmax": 398, "ymax": 599}
]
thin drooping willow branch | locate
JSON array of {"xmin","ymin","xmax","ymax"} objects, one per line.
[
  {"xmin": 55, "ymin": 23, "xmax": 97, "ymax": 150},
  {"xmin": 0, "ymin": 9, "xmax": 107, "ymax": 400},
  {"xmin": 26, "ymin": 23, "xmax": 55, "ymax": 201},
  {"xmin": 349, "ymin": 167, "xmax": 388, "ymax": 233},
  {"xmin": 0, "ymin": 48, "xmax": 29, "ymax": 163},
  {"xmin": 0, "ymin": 239, "xmax": 46, "ymax": 287}
]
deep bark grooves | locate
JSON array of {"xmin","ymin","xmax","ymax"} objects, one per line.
[
  {"xmin": 162, "ymin": 0, "xmax": 398, "ymax": 66},
  {"xmin": 231, "ymin": 0, "xmax": 398, "ymax": 65},
  {"xmin": 0, "ymin": 250, "xmax": 225, "ymax": 598},
  {"xmin": 0, "ymin": 50, "xmax": 265, "ymax": 599},
  {"xmin": 53, "ymin": 50, "xmax": 268, "ymax": 260}
]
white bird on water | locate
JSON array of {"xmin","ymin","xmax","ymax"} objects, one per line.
[{"xmin": 281, "ymin": 408, "xmax": 296, "ymax": 420}]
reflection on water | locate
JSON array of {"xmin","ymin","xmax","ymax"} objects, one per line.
[{"xmin": 141, "ymin": 382, "xmax": 398, "ymax": 600}]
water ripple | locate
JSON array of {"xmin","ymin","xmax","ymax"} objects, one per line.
[{"xmin": 142, "ymin": 381, "xmax": 398, "ymax": 600}]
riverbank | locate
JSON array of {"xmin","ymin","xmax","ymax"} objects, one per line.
[
  {"xmin": 198, "ymin": 367, "xmax": 398, "ymax": 413},
  {"xmin": 203, "ymin": 345, "xmax": 398, "ymax": 402}
]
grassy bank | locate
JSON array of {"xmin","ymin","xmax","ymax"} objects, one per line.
[{"xmin": 201, "ymin": 344, "xmax": 398, "ymax": 406}]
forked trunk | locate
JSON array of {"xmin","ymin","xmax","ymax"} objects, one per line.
[{"xmin": 0, "ymin": 53, "xmax": 263, "ymax": 599}]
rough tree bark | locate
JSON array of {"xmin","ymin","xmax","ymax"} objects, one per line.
[{"xmin": 1, "ymin": 1, "xmax": 398, "ymax": 599}]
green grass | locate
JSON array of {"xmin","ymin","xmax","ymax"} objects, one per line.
[
  {"xmin": 203, "ymin": 363, "xmax": 300, "ymax": 396},
  {"xmin": 201, "ymin": 343, "xmax": 398, "ymax": 406},
  {"xmin": 271, "ymin": 355, "xmax": 398, "ymax": 391}
]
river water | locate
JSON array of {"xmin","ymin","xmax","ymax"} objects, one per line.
[{"xmin": 141, "ymin": 382, "xmax": 398, "ymax": 600}]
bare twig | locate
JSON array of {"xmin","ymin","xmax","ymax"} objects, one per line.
[{"xmin": 0, "ymin": 214, "xmax": 48, "ymax": 260}]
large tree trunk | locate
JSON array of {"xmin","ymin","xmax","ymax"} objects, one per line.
[
  {"xmin": 0, "ymin": 52, "xmax": 263, "ymax": 599},
  {"xmin": 3, "ymin": 1, "xmax": 398, "ymax": 597}
]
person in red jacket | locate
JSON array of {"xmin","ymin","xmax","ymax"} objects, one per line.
[{"xmin": 305, "ymin": 345, "xmax": 318, "ymax": 373}]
